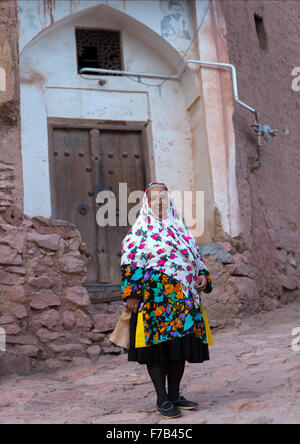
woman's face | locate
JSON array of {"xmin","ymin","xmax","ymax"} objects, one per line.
[{"xmin": 148, "ymin": 186, "xmax": 169, "ymax": 219}]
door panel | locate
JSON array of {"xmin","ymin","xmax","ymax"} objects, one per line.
[
  {"xmin": 50, "ymin": 127, "xmax": 98, "ymax": 282},
  {"xmin": 98, "ymin": 130, "xmax": 146, "ymax": 284}
]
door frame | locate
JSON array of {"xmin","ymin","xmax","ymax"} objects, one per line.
[
  {"xmin": 47, "ymin": 117, "xmax": 155, "ymax": 302},
  {"xmin": 47, "ymin": 117, "xmax": 155, "ymax": 211}
]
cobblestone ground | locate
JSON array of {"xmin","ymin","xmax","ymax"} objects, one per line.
[{"xmin": 0, "ymin": 301, "xmax": 299, "ymax": 424}]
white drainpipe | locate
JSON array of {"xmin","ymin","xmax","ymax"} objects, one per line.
[
  {"xmin": 79, "ymin": 67, "xmax": 179, "ymax": 80},
  {"xmin": 79, "ymin": 60, "xmax": 256, "ymax": 115},
  {"xmin": 184, "ymin": 60, "xmax": 256, "ymax": 114}
]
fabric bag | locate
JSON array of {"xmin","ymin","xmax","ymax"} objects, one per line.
[{"xmin": 108, "ymin": 307, "xmax": 131, "ymax": 350}]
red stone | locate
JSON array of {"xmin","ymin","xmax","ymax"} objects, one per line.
[
  {"xmin": 12, "ymin": 305, "xmax": 27, "ymax": 319},
  {"xmin": 92, "ymin": 312, "xmax": 120, "ymax": 333},
  {"xmin": 87, "ymin": 345, "xmax": 101, "ymax": 362},
  {"xmin": 28, "ymin": 276, "xmax": 54, "ymax": 289},
  {"xmin": 65, "ymin": 286, "xmax": 89, "ymax": 309},
  {"xmin": 35, "ymin": 328, "xmax": 64, "ymax": 343},
  {"xmin": 62, "ymin": 311, "xmax": 75, "ymax": 330},
  {"xmin": 75, "ymin": 309, "xmax": 92, "ymax": 329},
  {"xmin": 26, "ymin": 231, "xmax": 61, "ymax": 251},
  {"xmin": 0, "ymin": 315, "xmax": 15, "ymax": 324},
  {"xmin": 58, "ymin": 255, "xmax": 85, "ymax": 274},
  {"xmin": 19, "ymin": 345, "xmax": 39, "ymax": 357},
  {"xmin": 48, "ymin": 343, "xmax": 85, "ymax": 353},
  {"xmin": 0, "ymin": 244, "xmax": 23, "ymax": 265},
  {"xmin": 4, "ymin": 265, "xmax": 26, "ymax": 275},
  {"xmin": 0, "ymin": 269, "xmax": 18, "ymax": 285},
  {"xmin": 33, "ymin": 309, "xmax": 60, "ymax": 330},
  {"xmin": 30, "ymin": 291, "xmax": 61, "ymax": 310},
  {"xmin": 4, "ymin": 231, "xmax": 26, "ymax": 254},
  {"xmin": 11, "ymin": 287, "xmax": 26, "ymax": 304},
  {"xmin": 0, "ymin": 351, "xmax": 31, "ymax": 376},
  {"xmin": 4, "ymin": 323, "xmax": 21, "ymax": 335},
  {"xmin": 6, "ymin": 335, "xmax": 38, "ymax": 345}
]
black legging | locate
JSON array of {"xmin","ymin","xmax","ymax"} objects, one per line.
[{"xmin": 146, "ymin": 359, "xmax": 186, "ymax": 407}]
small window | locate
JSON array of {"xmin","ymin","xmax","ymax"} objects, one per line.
[
  {"xmin": 254, "ymin": 14, "xmax": 268, "ymax": 52},
  {"xmin": 75, "ymin": 28, "xmax": 122, "ymax": 75}
]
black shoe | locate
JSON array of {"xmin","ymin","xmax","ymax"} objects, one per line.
[
  {"xmin": 172, "ymin": 395, "xmax": 199, "ymax": 410},
  {"xmin": 156, "ymin": 400, "xmax": 182, "ymax": 418}
]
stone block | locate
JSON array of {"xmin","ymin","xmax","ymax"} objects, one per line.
[
  {"xmin": 261, "ymin": 296, "xmax": 279, "ymax": 311},
  {"xmin": 33, "ymin": 309, "xmax": 60, "ymax": 330},
  {"xmin": 30, "ymin": 290, "xmax": 61, "ymax": 310},
  {"xmin": 92, "ymin": 312, "xmax": 120, "ymax": 333},
  {"xmin": 27, "ymin": 231, "xmax": 61, "ymax": 251},
  {"xmin": 19, "ymin": 345, "xmax": 39, "ymax": 357},
  {"xmin": 0, "ymin": 269, "xmax": 17, "ymax": 285},
  {"xmin": 0, "ymin": 351, "xmax": 31, "ymax": 376},
  {"xmin": 3, "ymin": 231, "xmax": 26, "ymax": 254},
  {"xmin": 58, "ymin": 255, "xmax": 85, "ymax": 274},
  {"xmin": 6, "ymin": 334, "xmax": 38, "ymax": 345},
  {"xmin": 4, "ymin": 265, "xmax": 26, "ymax": 275},
  {"xmin": 87, "ymin": 345, "xmax": 101, "ymax": 362},
  {"xmin": 28, "ymin": 276, "xmax": 54, "ymax": 289},
  {"xmin": 65, "ymin": 286, "xmax": 89, "ymax": 309},
  {"xmin": 48, "ymin": 343, "xmax": 85, "ymax": 354},
  {"xmin": 281, "ymin": 275, "xmax": 297, "ymax": 290},
  {"xmin": 72, "ymin": 356, "xmax": 92, "ymax": 367},
  {"xmin": 10, "ymin": 286, "xmax": 26, "ymax": 304},
  {"xmin": 74, "ymin": 309, "xmax": 92, "ymax": 329},
  {"xmin": 0, "ymin": 314, "xmax": 14, "ymax": 324},
  {"xmin": 45, "ymin": 359, "xmax": 66, "ymax": 370},
  {"xmin": 4, "ymin": 322, "xmax": 21, "ymax": 335},
  {"xmin": 11, "ymin": 305, "xmax": 27, "ymax": 319},
  {"xmin": 0, "ymin": 244, "xmax": 21, "ymax": 265},
  {"xmin": 35, "ymin": 328, "xmax": 64, "ymax": 342},
  {"xmin": 62, "ymin": 310, "xmax": 75, "ymax": 330},
  {"xmin": 88, "ymin": 331, "xmax": 106, "ymax": 342}
]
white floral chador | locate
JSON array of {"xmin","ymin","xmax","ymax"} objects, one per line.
[{"xmin": 121, "ymin": 181, "xmax": 209, "ymax": 309}]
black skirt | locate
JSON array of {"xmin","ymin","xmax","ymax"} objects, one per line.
[{"xmin": 127, "ymin": 311, "xmax": 210, "ymax": 365}]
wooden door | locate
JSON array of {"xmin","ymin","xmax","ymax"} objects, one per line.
[{"xmin": 49, "ymin": 127, "xmax": 146, "ymax": 286}]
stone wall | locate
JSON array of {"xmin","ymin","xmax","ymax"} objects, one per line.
[
  {"xmin": 0, "ymin": 214, "xmax": 124, "ymax": 376},
  {"xmin": 199, "ymin": 236, "xmax": 299, "ymax": 330},
  {"xmin": 1, "ymin": 208, "xmax": 298, "ymax": 376}
]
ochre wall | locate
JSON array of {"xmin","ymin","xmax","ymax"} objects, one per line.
[{"xmin": 218, "ymin": 0, "xmax": 300, "ymax": 302}]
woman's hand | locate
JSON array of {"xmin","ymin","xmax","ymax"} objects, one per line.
[
  {"xmin": 126, "ymin": 296, "xmax": 140, "ymax": 313},
  {"xmin": 195, "ymin": 274, "xmax": 207, "ymax": 292}
]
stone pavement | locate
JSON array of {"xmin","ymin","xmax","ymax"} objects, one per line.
[{"xmin": 0, "ymin": 301, "xmax": 299, "ymax": 424}]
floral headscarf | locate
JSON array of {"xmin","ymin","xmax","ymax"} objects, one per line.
[{"xmin": 121, "ymin": 181, "xmax": 208, "ymax": 308}]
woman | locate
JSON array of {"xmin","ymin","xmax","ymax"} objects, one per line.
[{"xmin": 120, "ymin": 181, "xmax": 213, "ymax": 418}]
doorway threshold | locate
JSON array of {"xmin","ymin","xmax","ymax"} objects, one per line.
[{"xmin": 85, "ymin": 283, "xmax": 121, "ymax": 303}]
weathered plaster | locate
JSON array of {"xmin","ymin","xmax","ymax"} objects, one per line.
[
  {"xmin": 18, "ymin": 0, "xmax": 242, "ymax": 241},
  {"xmin": 192, "ymin": 0, "xmax": 242, "ymax": 238},
  {"xmin": 18, "ymin": 2, "xmax": 198, "ymax": 225}
]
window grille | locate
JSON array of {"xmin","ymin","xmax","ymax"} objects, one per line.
[{"xmin": 76, "ymin": 28, "xmax": 122, "ymax": 75}]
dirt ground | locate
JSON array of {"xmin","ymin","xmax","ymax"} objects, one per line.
[{"xmin": 0, "ymin": 301, "xmax": 299, "ymax": 424}]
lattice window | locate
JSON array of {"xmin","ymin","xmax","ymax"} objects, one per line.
[{"xmin": 75, "ymin": 28, "xmax": 122, "ymax": 75}]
